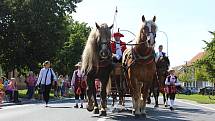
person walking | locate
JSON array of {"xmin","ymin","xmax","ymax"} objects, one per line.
[
  {"xmin": 165, "ymin": 69, "xmax": 181, "ymax": 111},
  {"xmin": 71, "ymin": 62, "xmax": 87, "ymax": 108},
  {"xmin": 36, "ymin": 61, "xmax": 57, "ymax": 107}
]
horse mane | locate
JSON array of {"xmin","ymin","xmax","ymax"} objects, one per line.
[
  {"xmin": 81, "ymin": 23, "xmax": 111, "ymax": 74},
  {"xmin": 81, "ymin": 28, "xmax": 99, "ymax": 74}
]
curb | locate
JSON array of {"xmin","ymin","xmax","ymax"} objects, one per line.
[{"xmin": 1, "ymin": 97, "xmax": 73, "ymax": 107}]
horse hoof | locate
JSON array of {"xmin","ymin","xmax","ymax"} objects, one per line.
[
  {"xmin": 154, "ymin": 105, "xmax": 159, "ymax": 108},
  {"xmin": 146, "ymin": 100, "xmax": 151, "ymax": 104},
  {"xmin": 94, "ymin": 108, "xmax": 99, "ymax": 114},
  {"xmin": 134, "ymin": 114, "xmax": 141, "ymax": 118},
  {"xmin": 86, "ymin": 105, "xmax": 94, "ymax": 112},
  {"xmin": 100, "ymin": 111, "xmax": 107, "ymax": 116},
  {"xmin": 142, "ymin": 113, "xmax": 147, "ymax": 118}
]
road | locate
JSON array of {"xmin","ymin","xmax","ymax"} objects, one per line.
[{"xmin": 0, "ymin": 97, "xmax": 215, "ymax": 121}]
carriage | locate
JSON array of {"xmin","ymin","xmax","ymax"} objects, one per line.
[{"xmin": 81, "ymin": 15, "xmax": 172, "ymax": 117}]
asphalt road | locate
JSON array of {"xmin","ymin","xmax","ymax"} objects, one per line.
[{"xmin": 0, "ymin": 97, "xmax": 215, "ymax": 121}]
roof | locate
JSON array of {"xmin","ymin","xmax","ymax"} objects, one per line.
[{"xmin": 187, "ymin": 52, "xmax": 206, "ymax": 66}]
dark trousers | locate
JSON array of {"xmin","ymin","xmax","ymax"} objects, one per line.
[
  {"xmin": 5, "ymin": 90, "xmax": 13, "ymax": 101},
  {"xmin": 75, "ymin": 89, "xmax": 85, "ymax": 100},
  {"xmin": 27, "ymin": 86, "xmax": 35, "ymax": 99},
  {"xmin": 43, "ymin": 84, "xmax": 51, "ymax": 104}
]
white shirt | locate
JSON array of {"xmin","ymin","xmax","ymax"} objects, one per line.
[
  {"xmin": 36, "ymin": 68, "xmax": 57, "ymax": 85},
  {"xmin": 165, "ymin": 75, "xmax": 180, "ymax": 86},
  {"xmin": 115, "ymin": 43, "xmax": 122, "ymax": 60}
]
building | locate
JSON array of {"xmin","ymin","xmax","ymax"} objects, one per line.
[{"xmin": 173, "ymin": 52, "xmax": 213, "ymax": 91}]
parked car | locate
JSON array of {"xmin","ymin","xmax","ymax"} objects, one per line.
[
  {"xmin": 199, "ymin": 87, "xmax": 215, "ymax": 95},
  {"xmin": 190, "ymin": 87, "xmax": 198, "ymax": 94},
  {"xmin": 178, "ymin": 87, "xmax": 191, "ymax": 95}
]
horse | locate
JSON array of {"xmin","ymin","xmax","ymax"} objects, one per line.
[
  {"xmin": 122, "ymin": 15, "xmax": 157, "ymax": 117},
  {"xmin": 147, "ymin": 55, "xmax": 170, "ymax": 107},
  {"xmin": 81, "ymin": 23, "xmax": 113, "ymax": 116}
]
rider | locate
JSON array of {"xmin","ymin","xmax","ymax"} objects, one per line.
[
  {"xmin": 155, "ymin": 45, "xmax": 170, "ymax": 66},
  {"xmin": 165, "ymin": 69, "xmax": 181, "ymax": 111},
  {"xmin": 111, "ymin": 32, "xmax": 127, "ymax": 63},
  {"xmin": 71, "ymin": 62, "xmax": 87, "ymax": 108},
  {"xmin": 155, "ymin": 45, "xmax": 166, "ymax": 61}
]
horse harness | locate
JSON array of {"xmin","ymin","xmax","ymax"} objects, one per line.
[{"xmin": 123, "ymin": 46, "xmax": 155, "ymax": 71}]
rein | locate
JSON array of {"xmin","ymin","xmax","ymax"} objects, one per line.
[{"xmin": 110, "ymin": 40, "xmax": 147, "ymax": 46}]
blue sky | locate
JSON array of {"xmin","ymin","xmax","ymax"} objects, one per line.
[{"xmin": 72, "ymin": 0, "xmax": 215, "ymax": 67}]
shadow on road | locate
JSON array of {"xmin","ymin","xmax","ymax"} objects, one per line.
[{"xmin": 106, "ymin": 104, "xmax": 215, "ymax": 121}]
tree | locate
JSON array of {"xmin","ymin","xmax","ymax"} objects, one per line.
[
  {"xmin": 195, "ymin": 31, "xmax": 215, "ymax": 84},
  {"xmin": 0, "ymin": 0, "xmax": 81, "ymax": 74},
  {"xmin": 54, "ymin": 21, "xmax": 91, "ymax": 75}
]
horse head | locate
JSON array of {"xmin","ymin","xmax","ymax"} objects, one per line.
[
  {"xmin": 156, "ymin": 56, "xmax": 170, "ymax": 71},
  {"xmin": 137, "ymin": 15, "xmax": 157, "ymax": 47},
  {"xmin": 95, "ymin": 23, "xmax": 113, "ymax": 60}
]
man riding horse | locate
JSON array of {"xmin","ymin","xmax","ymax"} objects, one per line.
[{"xmin": 147, "ymin": 44, "xmax": 170, "ymax": 107}]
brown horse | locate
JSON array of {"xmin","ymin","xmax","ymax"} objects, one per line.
[
  {"xmin": 156, "ymin": 56, "xmax": 170, "ymax": 105},
  {"xmin": 147, "ymin": 55, "xmax": 170, "ymax": 107},
  {"xmin": 123, "ymin": 15, "xmax": 157, "ymax": 117},
  {"xmin": 81, "ymin": 23, "xmax": 113, "ymax": 116}
]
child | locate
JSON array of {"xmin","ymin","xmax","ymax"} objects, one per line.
[{"xmin": 165, "ymin": 69, "xmax": 181, "ymax": 111}]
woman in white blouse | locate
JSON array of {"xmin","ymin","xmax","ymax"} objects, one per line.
[{"xmin": 36, "ymin": 61, "xmax": 57, "ymax": 107}]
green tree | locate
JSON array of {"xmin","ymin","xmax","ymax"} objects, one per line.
[
  {"xmin": 195, "ymin": 31, "xmax": 215, "ymax": 84},
  {"xmin": 54, "ymin": 21, "xmax": 91, "ymax": 75},
  {"xmin": 0, "ymin": 0, "xmax": 81, "ymax": 74}
]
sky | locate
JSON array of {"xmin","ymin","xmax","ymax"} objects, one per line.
[{"xmin": 72, "ymin": 0, "xmax": 215, "ymax": 68}]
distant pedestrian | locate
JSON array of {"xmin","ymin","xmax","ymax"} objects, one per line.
[
  {"xmin": 26, "ymin": 71, "xmax": 37, "ymax": 99},
  {"xmin": 165, "ymin": 69, "xmax": 181, "ymax": 111},
  {"xmin": 36, "ymin": 61, "xmax": 57, "ymax": 107},
  {"xmin": 71, "ymin": 62, "xmax": 87, "ymax": 108}
]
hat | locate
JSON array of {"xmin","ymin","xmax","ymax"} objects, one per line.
[
  {"xmin": 75, "ymin": 62, "xmax": 82, "ymax": 67},
  {"xmin": 112, "ymin": 32, "xmax": 124, "ymax": 37},
  {"xmin": 169, "ymin": 69, "xmax": 175, "ymax": 73},
  {"xmin": 44, "ymin": 61, "xmax": 50, "ymax": 65}
]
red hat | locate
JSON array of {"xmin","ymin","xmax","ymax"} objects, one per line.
[{"xmin": 113, "ymin": 32, "xmax": 124, "ymax": 37}]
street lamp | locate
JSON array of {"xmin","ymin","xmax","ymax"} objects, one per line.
[{"xmin": 158, "ymin": 31, "xmax": 168, "ymax": 56}]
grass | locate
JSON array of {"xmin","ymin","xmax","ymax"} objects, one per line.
[{"xmin": 176, "ymin": 94, "xmax": 215, "ymax": 104}]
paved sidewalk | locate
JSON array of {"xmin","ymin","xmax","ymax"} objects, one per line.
[
  {"xmin": 1, "ymin": 97, "xmax": 73, "ymax": 107},
  {"xmin": 1, "ymin": 98, "xmax": 43, "ymax": 107}
]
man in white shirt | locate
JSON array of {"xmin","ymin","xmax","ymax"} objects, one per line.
[
  {"xmin": 36, "ymin": 61, "xmax": 57, "ymax": 107},
  {"xmin": 155, "ymin": 45, "xmax": 166, "ymax": 61},
  {"xmin": 111, "ymin": 32, "xmax": 127, "ymax": 63}
]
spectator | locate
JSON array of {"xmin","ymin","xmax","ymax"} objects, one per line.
[
  {"xmin": 26, "ymin": 71, "xmax": 37, "ymax": 99},
  {"xmin": 0, "ymin": 79, "xmax": 5, "ymax": 104},
  {"xmin": 5, "ymin": 78, "xmax": 19, "ymax": 102}
]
